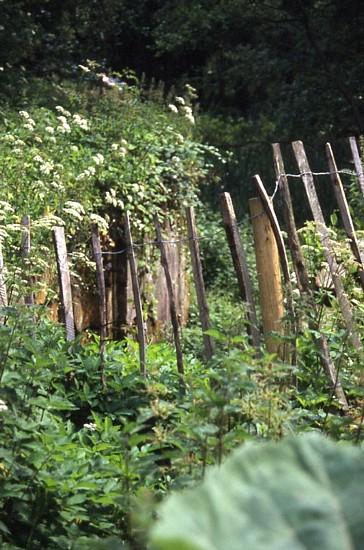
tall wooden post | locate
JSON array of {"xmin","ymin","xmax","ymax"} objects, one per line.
[
  {"xmin": 326, "ymin": 143, "xmax": 364, "ymax": 291},
  {"xmin": 52, "ymin": 226, "xmax": 75, "ymax": 341},
  {"xmin": 125, "ymin": 212, "xmax": 147, "ymax": 376},
  {"xmin": 154, "ymin": 215, "xmax": 184, "ymax": 380},
  {"xmin": 349, "ymin": 136, "xmax": 364, "ymax": 197},
  {"xmin": 249, "ymin": 197, "xmax": 284, "ymax": 356},
  {"xmin": 21, "ymin": 215, "xmax": 34, "ymax": 306},
  {"xmin": 91, "ymin": 225, "xmax": 107, "ymax": 386},
  {"xmin": 220, "ymin": 192, "xmax": 260, "ymax": 349},
  {"xmin": 186, "ymin": 206, "xmax": 214, "ymax": 360},
  {"xmin": 0, "ymin": 238, "xmax": 8, "ymax": 324}
]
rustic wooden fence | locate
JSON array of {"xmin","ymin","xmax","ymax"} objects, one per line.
[{"xmin": 1, "ymin": 137, "xmax": 363, "ymax": 409}]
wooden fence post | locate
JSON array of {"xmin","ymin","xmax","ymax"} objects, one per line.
[
  {"xmin": 154, "ymin": 215, "xmax": 184, "ymax": 380},
  {"xmin": 272, "ymin": 143, "xmax": 311, "ymax": 293},
  {"xmin": 21, "ymin": 215, "xmax": 34, "ymax": 306},
  {"xmin": 249, "ymin": 197, "xmax": 284, "ymax": 356},
  {"xmin": 0, "ymin": 239, "xmax": 8, "ymax": 322},
  {"xmin": 91, "ymin": 224, "xmax": 107, "ymax": 386},
  {"xmin": 219, "ymin": 192, "xmax": 260, "ymax": 349},
  {"xmin": 272, "ymin": 143, "xmax": 348, "ymax": 410},
  {"xmin": 292, "ymin": 140, "xmax": 362, "ymax": 355},
  {"xmin": 349, "ymin": 136, "xmax": 364, "ymax": 197},
  {"xmin": 252, "ymin": 174, "xmax": 296, "ymax": 362},
  {"xmin": 125, "ymin": 212, "xmax": 147, "ymax": 376},
  {"xmin": 326, "ymin": 143, "xmax": 364, "ymax": 291},
  {"xmin": 52, "ymin": 226, "xmax": 75, "ymax": 341},
  {"xmin": 186, "ymin": 206, "xmax": 214, "ymax": 361}
]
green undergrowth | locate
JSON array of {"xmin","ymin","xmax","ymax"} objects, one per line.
[{"xmin": 0, "ymin": 304, "xmax": 362, "ymax": 549}]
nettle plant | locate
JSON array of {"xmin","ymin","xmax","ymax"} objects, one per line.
[{"xmin": 0, "ymin": 72, "xmax": 224, "ymax": 299}]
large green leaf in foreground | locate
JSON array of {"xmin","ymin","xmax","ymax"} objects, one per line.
[{"xmin": 150, "ymin": 434, "xmax": 364, "ymax": 550}]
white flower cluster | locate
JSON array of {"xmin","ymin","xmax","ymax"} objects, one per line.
[
  {"xmin": 110, "ymin": 139, "xmax": 128, "ymax": 157},
  {"xmin": 92, "ymin": 153, "xmax": 104, "ymax": 165},
  {"xmin": 105, "ymin": 187, "xmax": 124, "ymax": 209},
  {"xmin": 19, "ymin": 110, "xmax": 36, "ymax": 131},
  {"xmin": 0, "ymin": 399, "xmax": 8, "ymax": 412},
  {"xmin": 83, "ymin": 422, "xmax": 97, "ymax": 431},
  {"xmin": 167, "ymin": 96, "xmax": 195, "ymax": 124},
  {"xmin": 54, "ymin": 106, "xmax": 89, "ymax": 134},
  {"xmin": 33, "ymin": 155, "xmax": 55, "ymax": 175}
]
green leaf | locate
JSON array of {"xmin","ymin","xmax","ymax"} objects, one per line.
[{"xmin": 150, "ymin": 434, "xmax": 364, "ymax": 550}]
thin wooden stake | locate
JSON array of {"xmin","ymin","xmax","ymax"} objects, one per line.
[
  {"xmin": 272, "ymin": 143, "xmax": 310, "ymax": 293},
  {"xmin": 186, "ymin": 207, "xmax": 214, "ymax": 361},
  {"xmin": 272, "ymin": 143, "xmax": 348, "ymax": 410},
  {"xmin": 154, "ymin": 215, "xmax": 184, "ymax": 379},
  {"xmin": 220, "ymin": 192, "xmax": 260, "ymax": 349},
  {"xmin": 0, "ymin": 238, "xmax": 8, "ymax": 323},
  {"xmin": 91, "ymin": 225, "xmax": 107, "ymax": 386},
  {"xmin": 125, "ymin": 212, "xmax": 147, "ymax": 376},
  {"xmin": 21, "ymin": 215, "xmax": 34, "ymax": 306},
  {"xmin": 249, "ymin": 197, "xmax": 284, "ymax": 357},
  {"xmin": 349, "ymin": 136, "xmax": 364, "ymax": 196},
  {"xmin": 52, "ymin": 226, "xmax": 75, "ymax": 341},
  {"xmin": 292, "ymin": 140, "xmax": 362, "ymax": 355},
  {"xmin": 326, "ymin": 142, "xmax": 364, "ymax": 290}
]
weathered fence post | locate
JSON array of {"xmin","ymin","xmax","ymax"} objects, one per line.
[
  {"xmin": 125, "ymin": 212, "xmax": 147, "ymax": 376},
  {"xmin": 219, "ymin": 192, "xmax": 260, "ymax": 349},
  {"xmin": 186, "ymin": 206, "xmax": 214, "ymax": 361},
  {"xmin": 249, "ymin": 197, "xmax": 284, "ymax": 356},
  {"xmin": 21, "ymin": 215, "xmax": 34, "ymax": 306},
  {"xmin": 272, "ymin": 142, "xmax": 348, "ymax": 410},
  {"xmin": 349, "ymin": 136, "xmax": 364, "ymax": 197},
  {"xmin": 52, "ymin": 226, "xmax": 75, "ymax": 341},
  {"xmin": 0, "ymin": 238, "xmax": 8, "ymax": 323},
  {"xmin": 272, "ymin": 143, "xmax": 311, "ymax": 293},
  {"xmin": 292, "ymin": 140, "xmax": 362, "ymax": 356},
  {"xmin": 252, "ymin": 174, "xmax": 296, "ymax": 362},
  {"xmin": 91, "ymin": 224, "xmax": 107, "ymax": 386},
  {"xmin": 154, "ymin": 215, "xmax": 184, "ymax": 380},
  {"xmin": 325, "ymin": 142, "xmax": 364, "ymax": 291}
]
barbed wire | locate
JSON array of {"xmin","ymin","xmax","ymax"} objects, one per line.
[{"xmin": 87, "ymin": 168, "xmax": 358, "ymax": 256}]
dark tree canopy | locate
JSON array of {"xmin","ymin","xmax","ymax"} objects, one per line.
[{"xmin": 1, "ymin": 0, "xmax": 363, "ymax": 140}]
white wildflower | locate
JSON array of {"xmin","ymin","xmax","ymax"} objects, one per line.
[
  {"xmin": 92, "ymin": 153, "xmax": 104, "ymax": 165},
  {"xmin": 14, "ymin": 139, "xmax": 25, "ymax": 146},
  {"xmin": 45, "ymin": 126, "xmax": 54, "ymax": 134},
  {"xmin": 55, "ymin": 106, "xmax": 71, "ymax": 117},
  {"xmin": 0, "ymin": 399, "xmax": 8, "ymax": 412},
  {"xmin": 34, "ymin": 155, "xmax": 43, "ymax": 163},
  {"xmin": 49, "ymin": 136, "xmax": 56, "ymax": 143},
  {"xmin": 88, "ymin": 166, "xmax": 96, "ymax": 175},
  {"xmin": 111, "ymin": 143, "xmax": 119, "ymax": 151},
  {"xmin": 119, "ymin": 147, "xmax": 127, "ymax": 158},
  {"xmin": 19, "ymin": 110, "xmax": 30, "ymax": 119},
  {"xmin": 185, "ymin": 113, "xmax": 195, "ymax": 124},
  {"xmin": 57, "ymin": 122, "xmax": 71, "ymax": 134},
  {"xmin": 3, "ymin": 135, "xmax": 15, "ymax": 142},
  {"xmin": 34, "ymin": 136, "xmax": 43, "ymax": 143},
  {"xmin": 168, "ymin": 104, "xmax": 178, "ymax": 114},
  {"xmin": 39, "ymin": 161, "xmax": 54, "ymax": 175},
  {"xmin": 175, "ymin": 133, "xmax": 184, "ymax": 143},
  {"xmin": 83, "ymin": 422, "xmax": 97, "ymax": 431},
  {"xmin": 183, "ymin": 105, "xmax": 193, "ymax": 116},
  {"xmin": 73, "ymin": 113, "xmax": 89, "ymax": 130},
  {"xmin": 70, "ymin": 145, "xmax": 78, "ymax": 152},
  {"xmin": 78, "ymin": 64, "xmax": 90, "ymax": 73},
  {"xmin": 175, "ymin": 96, "xmax": 185, "ymax": 105},
  {"xmin": 120, "ymin": 139, "xmax": 128, "ymax": 147},
  {"xmin": 23, "ymin": 123, "xmax": 35, "ymax": 131}
]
